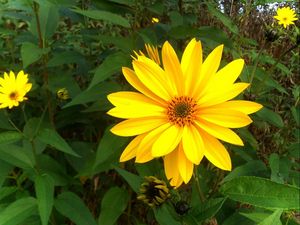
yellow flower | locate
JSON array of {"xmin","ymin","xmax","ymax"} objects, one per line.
[
  {"xmin": 107, "ymin": 39, "xmax": 263, "ymax": 188},
  {"xmin": 274, "ymin": 7, "xmax": 298, "ymax": 28},
  {"xmin": 151, "ymin": 17, "xmax": 159, "ymax": 23},
  {"xmin": 57, "ymin": 88, "xmax": 69, "ymax": 100},
  {"xmin": 134, "ymin": 44, "xmax": 161, "ymax": 65},
  {"xmin": 0, "ymin": 71, "xmax": 32, "ymax": 109}
]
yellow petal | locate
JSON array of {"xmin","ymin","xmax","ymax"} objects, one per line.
[
  {"xmin": 110, "ymin": 117, "xmax": 166, "ymax": 137},
  {"xmin": 194, "ymin": 45, "xmax": 223, "ymax": 99},
  {"xmin": 133, "ymin": 59, "xmax": 172, "ymax": 101},
  {"xmin": 120, "ymin": 134, "xmax": 145, "ymax": 162},
  {"xmin": 198, "ymin": 109, "xmax": 252, "ymax": 128},
  {"xmin": 136, "ymin": 123, "xmax": 170, "ymax": 162},
  {"xmin": 182, "ymin": 125, "xmax": 204, "ymax": 164},
  {"xmin": 195, "ymin": 119, "xmax": 243, "ymax": 146},
  {"xmin": 207, "ymin": 100, "xmax": 263, "ymax": 114},
  {"xmin": 162, "ymin": 41, "xmax": 183, "ymax": 95},
  {"xmin": 201, "ymin": 130, "xmax": 232, "ymax": 171},
  {"xmin": 122, "ymin": 67, "xmax": 166, "ymax": 105},
  {"xmin": 204, "ymin": 59, "xmax": 244, "ymax": 95},
  {"xmin": 164, "ymin": 150, "xmax": 183, "ymax": 188},
  {"xmin": 177, "ymin": 143, "xmax": 194, "ymax": 183},
  {"xmin": 198, "ymin": 83, "xmax": 250, "ymax": 107},
  {"xmin": 107, "ymin": 91, "xmax": 163, "ymax": 107},
  {"xmin": 152, "ymin": 125, "xmax": 183, "ymax": 157},
  {"xmin": 107, "ymin": 106, "xmax": 164, "ymax": 119},
  {"xmin": 181, "ymin": 39, "xmax": 203, "ymax": 96},
  {"xmin": 107, "ymin": 92, "xmax": 165, "ymax": 118}
]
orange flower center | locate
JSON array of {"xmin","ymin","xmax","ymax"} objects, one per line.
[
  {"xmin": 167, "ymin": 96, "xmax": 197, "ymax": 127},
  {"xmin": 282, "ymin": 17, "xmax": 287, "ymax": 21},
  {"xmin": 9, "ymin": 91, "xmax": 18, "ymax": 100}
]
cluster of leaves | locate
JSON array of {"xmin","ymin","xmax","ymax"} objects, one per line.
[{"xmin": 0, "ymin": 0, "xmax": 299, "ymax": 224}]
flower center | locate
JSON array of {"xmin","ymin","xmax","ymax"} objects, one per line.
[
  {"xmin": 167, "ymin": 96, "xmax": 197, "ymax": 126},
  {"xmin": 283, "ymin": 17, "xmax": 287, "ymax": 21},
  {"xmin": 9, "ymin": 91, "xmax": 18, "ymax": 100}
]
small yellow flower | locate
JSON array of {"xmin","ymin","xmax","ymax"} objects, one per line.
[
  {"xmin": 107, "ymin": 39, "xmax": 263, "ymax": 188},
  {"xmin": 151, "ymin": 17, "xmax": 159, "ymax": 23},
  {"xmin": 274, "ymin": 7, "xmax": 298, "ymax": 28},
  {"xmin": 137, "ymin": 176, "xmax": 170, "ymax": 207},
  {"xmin": 57, "ymin": 88, "xmax": 69, "ymax": 100},
  {"xmin": 0, "ymin": 71, "xmax": 32, "ymax": 109},
  {"xmin": 133, "ymin": 44, "xmax": 161, "ymax": 65}
]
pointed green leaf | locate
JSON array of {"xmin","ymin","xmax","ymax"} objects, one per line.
[
  {"xmin": 71, "ymin": 8, "xmax": 130, "ymax": 28},
  {"xmin": 0, "ymin": 131, "xmax": 22, "ymax": 145},
  {"xmin": 35, "ymin": 174, "xmax": 54, "ymax": 225},
  {"xmin": 154, "ymin": 204, "xmax": 181, "ymax": 225},
  {"xmin": 220, "ymin": 176, "xmax": 300, "ymax": 210},
  {"xmin": 256, "ymin": 107, "xmax": 284, "ymax": 128},
  {"xmin": 98, "ymin": 187, "xmax": 129, "ymax": 225},
  {"xmin": 0, "ymin": 197, "xmax": 37, "ymax": 225},
  {"xmin": 191, "ymin": 198, "xmax": 226, "ymax": 221},
  {"xmin": 114, "ymin": 167, "xmax": 142, "ymax": 193},
  {"xmin": 54, "ymin": 192, "xmax": 97, "ymax": 225},
  {"xmin": 21, "ymin": 42, "xmax": 48, "ymax": 68},
  {"xmin": 88, "ymin": 52, "xmax": 130, "ymax": 89},
  {"xmin": 0, "ymin": 144, "xmax": 34, "ymax": 169},
  {"xmin": 37, "ymin": 128, "xmax": 80, "ymax": 157}
]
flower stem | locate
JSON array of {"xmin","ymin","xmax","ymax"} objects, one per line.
[
  {"xmin": 4, "ymin": 110, "xmax": 23, "ymax": 134},
  {"xmin": 193, "ymin": 168, "xmax": 205, "ymax": 203}
]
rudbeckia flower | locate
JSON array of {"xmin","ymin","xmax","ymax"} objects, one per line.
[
  {"xmin": 0, "ymin": 71, "xmax": 32, "ymax": 109},
  {"xmin": 137, "ymin": 176, "xmax": 170, "ymax": 207},
  {"xmin": 107, "ymin": 39, "xmax": 263, "ymax": 187},
  {"xmin": 134, "ymin": 44, "xmax": 161, "ymax": 65},
  {"xmin": 274, "ymin": 7, "xmax": 298, "ymax": 28}
]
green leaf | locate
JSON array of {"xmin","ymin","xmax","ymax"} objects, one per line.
[
  {"xmin": 37, "ymin": 128, "xmax": 80, "ymax": 157},
  {"xmin": 240, "ymin": 209, "xmax": 283, "ymax": 225},
  {"xmin": 98, "ymin": 187, "xmax": 129, "ymax": 225},
  {"xmin": 71, "ymin": 8, "xmax": 130, "ymax": 28},
  {"xmin": 63, "ymin": 81, "xmax": 121, "ymax": 108},
  {"xmin": 251, "ymin": 67, "xmax": 287, "ymax": 94},
  {"xmin": 114, "ymin": 167, "xmax": 142, "ymax": 193},
  {"xmin": 0, "ymin": 197, "xmax": 37, "ymax": 225},
  {"xmin": 258, "ymin": 209, "xmax": 283, "ymax": 225},
  {"xmin": 47, "ymin": 51, "xmax": 85, "ymax": 67},
  {"xmin": 269, "ymin": 153, "xmax": 291, "ymax": 184},
  {"xmin": 154, "ymin": 204, "xmax": 181, "ymax": 225},
  {"xmin": 291, "ymin": 106, "xmax": 300, "ymax": 126},
  {"xmin": 223, "ymin": 212, "xmax": 255, "ymax": 225},
  {"xmin": 21, "ymin": 42, "xmax": 47, "ymax": 68},
  {"xmin": 206, "ymin": 2, "xmax": 238, "ymax": 34},
  {"xmin": 223, "ymin": 160, "xmax": 267, "ymax": 182},
  {"xmin": 93, "ymin": 127, "xmax": 128, "ymax": 172},
  {"xmin": 34, "ymin": 174, "xmax": 54, "ymax": 225},
  {"xmin": 0, "ymin": 160, "xmax": 13, "ymax": 187},
  {"xmin": 54, "ymin": 192, "xmax": 97, "ymax": 225},
  {"xmin": 0, "ymin": 144, "xmax": 34, "ymax": 169},
  {"xmin": 88, "ymin": 52, "xmax": 130, "ymax": 89},
  {"xmin": 0, "ymin": 187, "xmax": 17, "ymax": 201},
  {"xmin": 220, "ymin": 176, "xmax": 300, "ymax": 210},
  {"xmin": 0, "ymin": 131, "xmax": 22, "ymax": 145},
  {"xmin": 256, "ymin": 107, "xmax": 284, "ymax": 128},
  {"xmin": 30, "ymin": 0, "xmax": 59, "ymax": 39},
  {"xmin": 191, "ymin": 197, "xmax": 226, "ymax": 221}
]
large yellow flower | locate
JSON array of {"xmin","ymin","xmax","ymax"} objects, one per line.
[
  {"xmin": 107, "ymin": 39, "xmax": 262, "ymax": 187},
  {"xmin": 0, "ymin": 71, "xmax": 32, "ymax": 109},
  {"xmin": 274, "ymin": 7, "xmax": 298, "ymax": 28}
]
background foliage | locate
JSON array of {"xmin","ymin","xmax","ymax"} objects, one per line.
[{"xmin": 0, "ymin": 0, "xmax": 299, "ymax": 224}]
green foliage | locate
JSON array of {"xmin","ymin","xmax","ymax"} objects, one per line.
[{"xmin": 0, "ymin": 0, "xmax": 299, "ymax": 224}]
